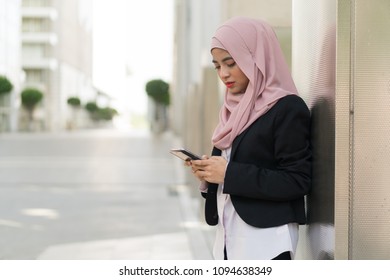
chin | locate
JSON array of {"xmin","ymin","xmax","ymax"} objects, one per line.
[{"xmin": 229, "ymin": 90, "xmax": 245, "ymax": 95}]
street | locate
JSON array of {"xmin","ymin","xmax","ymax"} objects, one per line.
[{"xmin": 0, "ymin": 129, "xmax": 212, "ymax": 260}]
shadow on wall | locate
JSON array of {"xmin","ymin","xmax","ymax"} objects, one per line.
[{"xmin": 306, "ymin": 23, "xmax": 336, "ymax": 260}]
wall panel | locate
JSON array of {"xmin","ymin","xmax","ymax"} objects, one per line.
[
  {"xmin": 348, "ymin": 0, "xmax": 390, "ymax": 259},
  {"xmin": 295, "ymin": 0, "xmax": 390, "ymax": 259},
  {"xmin": 292, "ymin": 0, "xmax": 337, "ymax": 260}
]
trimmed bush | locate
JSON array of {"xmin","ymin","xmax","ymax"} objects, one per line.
[
  {"xmin": 67, "ymin": 96, "xmax": 81, "ymax": 107},
  {"xmin": 145, "ymin": 79, "xmax": 170, "ymax": 106},
  {"xmin": 0, "ymin": 76, "xmax": 13, "ymax": 96},
  {"xmin": 21, "ymin": 88, "xmax": 43, "ymax": 111}
]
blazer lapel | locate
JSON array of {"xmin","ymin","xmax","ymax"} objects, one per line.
[
  {"xmin": 231, "ymin": 128, "xmax": 250, "ymax": 159},
  {"xmin": 204, "ymin": 147, "xmax": 221, "ymax": 226},
  {"xmin": 203, "ymin": 132, "xmax": 247, "ymax": 226}
]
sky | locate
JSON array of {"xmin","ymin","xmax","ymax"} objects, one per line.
[{"xmin": 92, "ymin": 0, "xmax": 174, "ymax": 117}]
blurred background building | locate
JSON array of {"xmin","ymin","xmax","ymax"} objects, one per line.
[
  {"xmin": 0, "ymin": 0, "xmax": 21, "ymax": 132},
  {"xmin": 20, "ymin": 0, "xmax": 96, "ymax": 131},
  {"xmin": 0, "ymin": 0, "xmax": 97, "ymax": 132}
]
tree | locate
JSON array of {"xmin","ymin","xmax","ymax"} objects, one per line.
[
  {"xmin": 85, "ymin": 101, "xmax": 98, "ymax": 121},
  {"xmin": 67, "ymin": 96, "xmax": 82, "ymax": 129},
  {"xmin": 145, "ymin": 79, "xmax": 170, "ymax": 106},
  {"xmin": 0, "ymin": 76, "xmax": 13, "ymax": 97},
  {"xmin": 67, "ymin": 96, "xmax": 81, "ymax": 107},
  {"xmin": 97, "ymin": 107, "xmax": 118, "ymax": 121},
  {"xmin": 145, "ymin": 79, "xmax": 170, "ymax": 133},
  {"xmin": 0, "ymin": 76, "xmax": 13, "ymax": 132},
  {"xmin": 21, "ymin": 88, "xmax": 43, "ymax": 130},
  {"xmin": 84, "ymin": 101, "xmax": 118, "ymax": 124}
]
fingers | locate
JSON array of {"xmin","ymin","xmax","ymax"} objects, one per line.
[
  {"xmin": 185, "ymin": 155, "xmax": 213, "ymax": 182},
  {"xmin": 183, "ymin": 159, "xmax": 204, "ymax": 181},
  {"xmin": 191, "ymin": 156, "xmax": 227, "ymax": 184},
  {"xmin": 191, "ymin": 164, "xmax": 203, "ymax": 174},
  {"xmin": 193, "ymin": 169, "xmax": 208, "ymax": 182},
  {"xmin": 191, "ymin": 159, "xmax": 207, "ymax": 169}
]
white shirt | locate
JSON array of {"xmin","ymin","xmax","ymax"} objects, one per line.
[{"xmin": 212, "ymin": 148, "xmax": 299, "ymax": 260}]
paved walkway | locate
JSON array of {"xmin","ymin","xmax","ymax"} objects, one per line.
[
  {"xmin": 0, "ymin": 129, "xmax": 214, "ymax": 260},
  {"xmin": 36, "ymin": 182, "xmax": 213, "ymax": 260}
]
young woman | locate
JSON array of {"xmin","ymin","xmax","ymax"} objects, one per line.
[{"xmin": 188, "ymin": 17, "xmax": 312, "ymax": 260}]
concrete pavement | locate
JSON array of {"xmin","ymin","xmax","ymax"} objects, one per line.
[{"xmin": 0, "ymin": 128, "xmax": 214, "ymax": 260}]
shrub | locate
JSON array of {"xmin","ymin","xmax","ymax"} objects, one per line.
[
  {"xmin": 145, "ymin": 79, "xmax": 170, "ymax": 106},
  {"xmin": 85, "ymin": 101, "xmax": 98, "ymax": 113},
  {"xmin": 21, "ymin": 88, "xmax": 43, "ymax": 111},
  {"xmin": 0, "ymin": 76, "xmax": 13, "ymax": 96},
  {"xmin": 84, "ymin": 101, "xmax": 118, "ymax": 121},
  {"xmin": 67, "ymin": 96, "xmax": 81, "ymax": 107},
  {"xmin": 97, "ymin": 107, "xmax": 118, "ymax": 121}
]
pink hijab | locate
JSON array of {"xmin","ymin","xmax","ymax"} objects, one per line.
[{"xmin": 211, "ymin": 17, "xmax": 298, "ymax": 150}]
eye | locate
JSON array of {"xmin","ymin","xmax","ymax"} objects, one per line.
[
  {"xmin": 227, "ymin": 62, "xmax": 236, "ymax": 68},
  {"xmin": 214, "ymin": 65, "xmax": 221, "ymax": 70}
]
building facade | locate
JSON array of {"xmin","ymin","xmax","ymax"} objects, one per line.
[
  {"xmin": 0, "ymin": 0, "xmax": 22, "ymax": 132},
  {"xmin": 21, "ymin": 0, "xmax": 95, "ymax": 131}
]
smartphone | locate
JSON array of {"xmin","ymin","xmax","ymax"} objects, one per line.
[{"xmin": 170, "ymin": 148, "xmax": 202, "ymax": 161}]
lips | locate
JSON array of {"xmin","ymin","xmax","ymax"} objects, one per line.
[{"xmin": 225, "ymin": 82, "xmax": 235, "ymax": 88}]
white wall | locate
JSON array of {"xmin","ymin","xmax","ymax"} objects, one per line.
[{"xmin": 0, "ymin": 0, "xmax": 22, "ymax": 132}]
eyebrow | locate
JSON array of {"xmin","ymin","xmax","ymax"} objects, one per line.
[{"xmin": 212, "ymin": 56, "xmax": 234, "ymax": 63}]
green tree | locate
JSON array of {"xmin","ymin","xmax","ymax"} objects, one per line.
[
  {"xmin": 85, "ymin": 101, "xmax": 97, "ymax": 114},
  {"xmin": 85, "ymin": 101, "xmax": 99, "ymax": 121},
  {"xmin": 67, "ymin": 96, "xmax": 81, "ymax": 107},
  {"xmin": 145, "ymin": 79, "xmax": 170, "ymax": 106},
  {"xmin": 67, "ymin": 96, "xmax": 82, "ymax": 129},
  {"xmin": 97, "ymin": 107, "xmax": 118, "ymax": 121},
  {"xmin": 0, "ymin": 76, "xmax": 13, "ymax": 131},
  {"xmin": 84, "ymin": 101, "xmax": 118, "ymax": 123},
  {"xmin": 145, "ymin": 79, "xmax": 170, "ymax": 133},
  {"xmin": 0, "ymin": 76, "xmax": 13, "ymax": 96},
  {"xmin": 21, "ymin": 87, "xmax": 44, "ymax": 130},
  {"xmin": 85, "ymin": 101, "xmax": 98, "ymax": 112}
]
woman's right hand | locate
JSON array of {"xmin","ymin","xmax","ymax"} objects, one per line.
[
  {"xmin": 184, "ymin": 155, "xmax": 209, "ymax": 181},
  {"xmin": 191, "ymin": 156, "xmax": 227, "ymax": 184}
]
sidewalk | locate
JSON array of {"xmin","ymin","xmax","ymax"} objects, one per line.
[
  {"xmin": 17, "ymin": 129, "xmax": 215, "ymax": 260},
  {"xmin": 37, "ymin": 185, "xmax": 213, "ymax": 260}
]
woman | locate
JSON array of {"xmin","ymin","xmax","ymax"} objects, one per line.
[{"xmin": 188, "ymin": 17, "xmax": 311, "ymax": 260}]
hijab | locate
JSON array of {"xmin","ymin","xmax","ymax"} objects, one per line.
[{"xmin": 211, "ymin": 17, "xmax": 298, "ymax": 150}]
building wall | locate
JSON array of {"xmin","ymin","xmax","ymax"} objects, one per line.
[
  {"xmin": 56, "ymin": 0, "xmax": 95, "ymax": 130},
  {"xmin": 335, "ymin": 0, "xmax": 390, "ymax": 260},
  {"xmin": 292, "ymin": 0, "xmax": 336, "ymax": 260},
  {"xmin": 172, "ymin": 0, "xmax": 221, "ymax": 147},
  {"xmin": 21, "ymin": 0, "xmax": 95, "ymax": 131},
  {"xmin": 293, "ymin": 0, "xmax": 390, "ymax": 260},
  {"xmin": 0, "ymin": 0, "xmax": 22, "ymax": 132}
]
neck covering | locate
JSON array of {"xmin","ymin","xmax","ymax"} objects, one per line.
[{"xmin": 211, "ymin": 17, "xmax": 298, "ymax": 150}]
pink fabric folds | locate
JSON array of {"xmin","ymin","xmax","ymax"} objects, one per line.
[{"xmin": 211, "ymin": 17, "xmax": 298, "ymax": 150}]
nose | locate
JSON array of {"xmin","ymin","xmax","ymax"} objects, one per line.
[{"xmin": 219, "ymin": 66, "xmax": 230, "ymax": 79}]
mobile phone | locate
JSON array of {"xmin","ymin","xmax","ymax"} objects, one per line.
[{"xmin": 170, "ymin": 148, "xmax": 202, "ymax": 161}]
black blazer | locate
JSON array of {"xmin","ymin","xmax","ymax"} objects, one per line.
[{"xmin": 203, "ymin": 95, "xmax": 312, "ymax": 228}]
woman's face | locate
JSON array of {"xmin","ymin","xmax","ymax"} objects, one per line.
[{"xmin": 211, "ymin": 48, "xmax": 249, "ymax": 94}]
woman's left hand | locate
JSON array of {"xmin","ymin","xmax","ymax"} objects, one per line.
[{"xmin": 191, "ymin": 156, "xmax": 227, "ymax": 184}]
